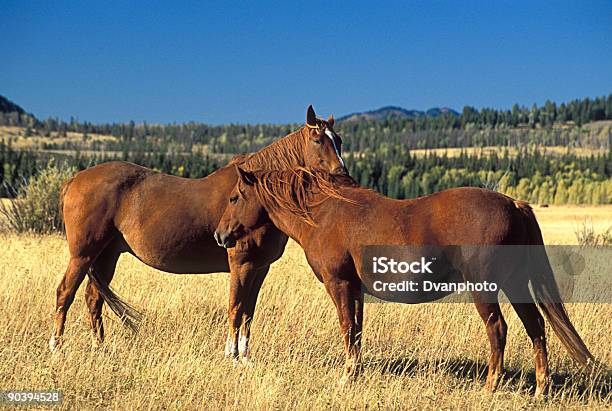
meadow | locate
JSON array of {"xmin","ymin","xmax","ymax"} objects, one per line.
[
  {"xmin": 3, "ymin": 124, "xmax": 608, "ymax": 159},
  {"xmin": 0, "ymin": 206, "xmax": 610, "ymax": 410}
]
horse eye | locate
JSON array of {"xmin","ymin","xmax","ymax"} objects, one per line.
[
  {"xmin": 230, "ymin": 195, "xmax": 238, "ymax": 204},
  {"xmin": 313, "ymin": 139, "xmax": 322, "ymax": 145}
]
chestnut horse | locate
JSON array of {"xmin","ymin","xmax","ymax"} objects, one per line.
[
  {"xmin": 214, "ymin": 167, "xmax": 597, "ymax": 395},
  {"xmin": 51, "ymin": 106, "xmax": 346, "ymax": 362}
]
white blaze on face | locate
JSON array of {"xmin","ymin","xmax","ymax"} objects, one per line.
[{"xmin": 324, "ymin": 128, "xmax": 345, "ymax": 168}]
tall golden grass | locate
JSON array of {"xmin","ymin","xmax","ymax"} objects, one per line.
[{"xmin": 0, "ymin": 206, "xmax": 610, "ymax": 410}]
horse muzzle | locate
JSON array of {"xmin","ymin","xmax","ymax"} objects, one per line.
[{"xmin": 214, "ymin": 230, "xmax": 237, "ymax": 248}]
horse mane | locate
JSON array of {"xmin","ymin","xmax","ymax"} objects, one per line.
[
  {"xmin": 229, "ymin": 128, "xmax": 307, "ymax": 171},
  {"xmin": 248, "ymin": 167, "xmax": 359, "ymax": 226}
]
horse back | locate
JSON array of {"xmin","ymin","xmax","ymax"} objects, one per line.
[
  {"xmin": 333, "ymin": 186, "xmax": 533, "ymax": 247},
  {"xmin": 390, "ymin": 187, "xmax": 531, "ymax": 245},
  {"xmin": 61, "ymin": 162, "xmax": 158, "ymax": 251},
  {"xmin": 63, "ymin": 161, "xmax": 154, "ymax": 212}
]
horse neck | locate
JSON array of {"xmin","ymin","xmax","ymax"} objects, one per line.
[
  {"xmin": 265, "ymin": 202, "xmax": 316, "ymax": 246},
  {"xmin": 239, "ymin": 128, "xmax": 306, "ymax": 171},
  {"xmin": 263, "ymin": 185, "xmax": 356, "ymax": 246}
]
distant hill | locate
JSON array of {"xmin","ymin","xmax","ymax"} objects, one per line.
[
  {"xmin": 0, "ymin": 95, "xmax": 26, "ymax": 114},
  {"xmin": 425, "ymin": 107, "xmax": 458, "ymax": 117},
  {"xmin": 338, "ymin": 106, "xmax": 459, "ymax": 122}
]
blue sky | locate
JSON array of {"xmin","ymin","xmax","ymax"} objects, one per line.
[{"xmin": 2, "ymin": 1, "xmax": 611, "ymax": 124}]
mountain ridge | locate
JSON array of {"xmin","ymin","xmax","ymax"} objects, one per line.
[
  {"xmin": 338, "ymin": 106, "xmax": 459, "ymax": 122},
  {"xmin": 0, "ymin": 95, "xmax": 26, "ymax": 115}
]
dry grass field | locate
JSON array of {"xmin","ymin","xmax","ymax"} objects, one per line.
[
  {"xmin": 407, "ymin": 145, "xmax": 609, "ymax": 159},
  {"xmin": 532, "ymin": 205, "xmax": 612, "ymax": 244},
  {"xmin": 0, "ymin": 206, "xmax": 611, "ymax": 410},
  {"xmin": 0, "ymin": 125, "xmax": 118, "ymax": 150},
  {"xmin": 2, "ymin": 124, "xmax": 610, "ymax": 159}
]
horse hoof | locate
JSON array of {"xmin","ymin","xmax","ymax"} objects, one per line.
[
  {"xmin": 49, "ymin": 336, "xmax": 60, "ymax": 352},
  {"xmin": 241, "ymin": 357, "xmax": 253, "ymax": 367},
  {"xmin": 91, "ymin": 337, "xmax": 103, "ymax": 349},
  {"xmin": 225, "ymin": 346, "xmax": 238, "ymax": 359},
  {"xmin": 534, "ymin": 386, "xmax": 548, "ymax": 399},
  {"xmin": 484, "ymin": 377, "xmax": 501, "ymax": 393},
  {"xmin": 338, "ymin": 374, "xmax": 356, "ymax": 387}
]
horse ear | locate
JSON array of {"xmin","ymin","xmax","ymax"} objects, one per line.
[
  {"xmin": 327, "ymin": 114, "xmax": 334, "ymax": 127},
  {"xmin": 306, "ymin": 105, "xmax": 317, "ymax": 127},
  {"xmin": 236, "ymin": 166, "xmax": 255, "ymax": 186}
]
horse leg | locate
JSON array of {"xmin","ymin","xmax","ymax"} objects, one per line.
[
  {"xmin": 84, "ymin": 245, "xmax": 121, "ymax": 344},
  {"xmin": 353, "ymin": 284, "xmax": 364, "ymax": 372},
  {"xmin": 238, "ymin": 265, "xmax": 270, "ymax": 363},
  {"xmin": 324, "ymin": 277, "xmax": 360, "ymax": 383},
  {"xmin": 50, "ymin": 256, "xmax": 94, "ymax": 351},
  {"xmin": 473, "ymin": 301, "xmax": 507, "ymax": 391},
  {"xmin": 226, "ymin": 252, "xmax": 254, "ymax": 361},
  {"xmin": 504, "ymin": 281, "xmax": 550, "ymax": 396}
]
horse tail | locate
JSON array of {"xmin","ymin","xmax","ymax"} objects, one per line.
[
  {"xmin": 86, "ymin": 267, "xmax": 142, "ymax": 333},
  {"xmin": 515, "ymin": 200, "xmax": 597, "ymax": 370}
]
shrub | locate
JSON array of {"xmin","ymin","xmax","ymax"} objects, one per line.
[
  {"xmin": 574, "ymin": 219, "xmax": 612, "ymax": 246},
  {"xmin": 0, "ymin": 160, "xmax": 75, "ymax": 233}
]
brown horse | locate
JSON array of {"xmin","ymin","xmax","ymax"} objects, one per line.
[
  {"xmin": 51, "ymin": 106, "xmax": 346, "ymax": 362},
  {"xmin": 214, "ymin": 167, "xmax": 597, "ymax": 395}
]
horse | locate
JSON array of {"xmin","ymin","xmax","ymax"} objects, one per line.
[
  {"xmin": 51, "ymin": 105, "xmax": 347, "ymax": 363},
  {"xmin": 214, "ymin": 167, "xmax": 597, "ymax": 395}
]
